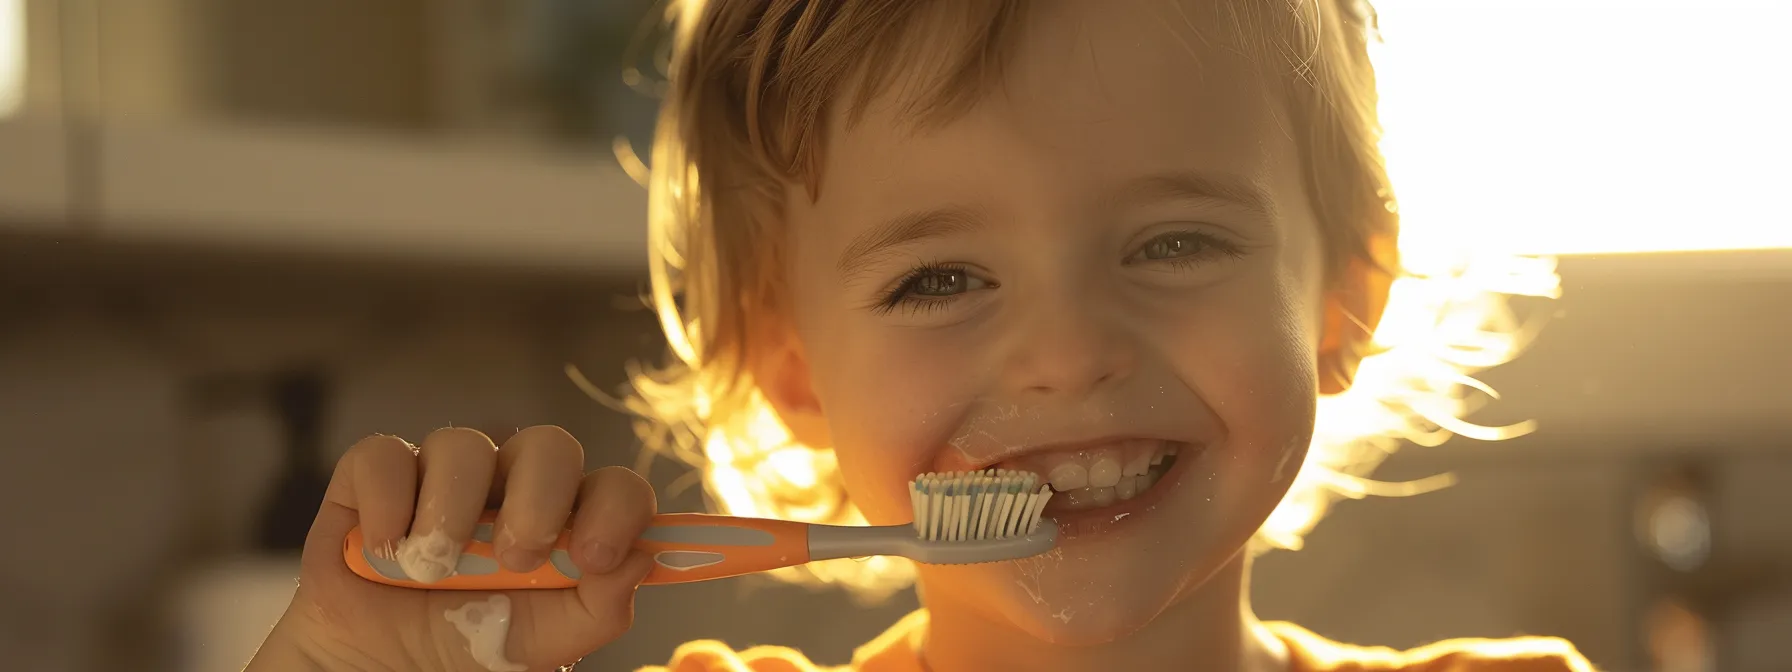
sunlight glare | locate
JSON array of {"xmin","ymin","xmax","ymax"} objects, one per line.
[{"xmin": 1371, "ymin": 0, "xmax": 1792, "ymax": 255}]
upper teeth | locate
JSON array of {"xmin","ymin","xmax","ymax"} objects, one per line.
[{"xmin": 1007, "ymin": 440, "xmax": 1178, "ymax": 494}]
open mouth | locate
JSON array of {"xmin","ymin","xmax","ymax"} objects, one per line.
[{"xmin": 995, "ymin": 439, "xmax": 1186, "ymax": 514}]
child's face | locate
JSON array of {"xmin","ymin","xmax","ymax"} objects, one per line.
[{"xmin": 770, "ymin": 1, "xmax": 1327, "ymax": 644}]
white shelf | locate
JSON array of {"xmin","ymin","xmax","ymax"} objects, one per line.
[
  {"xmin": 91, "ymin": 121, "xmax": 650, "ymax": 273},
  {"xmin": 0, "ymin": 115, "xmax": 70, "ymax": 226}
]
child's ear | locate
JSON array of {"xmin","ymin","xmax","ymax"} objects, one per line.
[
  {"xmin": 1318, "ymin": 234, "xmax": 1396, "ymax": 395},
  {"xmin": 752, "ymin": 324, "xmax": 833, "ymax": 450}
]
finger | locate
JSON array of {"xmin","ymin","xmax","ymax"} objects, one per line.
[
  {"xmin": 304, "ymin": 435, "xmax": 418, "ymax": 581},
  {"xmin": 396, "ymin": 427, "xmax": 498, "ymax": 584},
  {"xmin": 492, "ymin": 425, "xmax": 586, "ymax": 572},
  {"xmin": 483, "ymin": 427, "xmax": 524, "ymax": 499},
  {"xmin": 569, "ymin": 466, "xmax": 657, "ymax": 575},
  {"xmin": 322, "ymin": 434, "xmax": 418, "ymax": 558}
]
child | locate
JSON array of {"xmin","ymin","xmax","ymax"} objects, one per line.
[{"xmin": 249, "ymin": 0, "xmax": 1589, "ymax": 670}]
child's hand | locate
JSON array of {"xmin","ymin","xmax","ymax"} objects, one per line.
[{"xmin": 249, "ymin": 426, "xmax": 658, "ymax": 671}]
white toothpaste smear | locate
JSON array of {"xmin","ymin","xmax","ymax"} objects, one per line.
[
  {"xmin": 396, "ymin": 527, "xmax": 458, "ymax": 584},
  {"xmin": 444, "ymin": 594, "xmax": 527, "ymax": 672}
]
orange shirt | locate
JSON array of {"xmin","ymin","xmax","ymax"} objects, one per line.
[{"xmin": 640, "ymin": 610, "xmax": 1596, "ymax": 672}]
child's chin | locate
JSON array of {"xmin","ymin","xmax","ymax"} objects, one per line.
[
  {"xmin": 920, "ymin": 547, "xmax": 1200, "ymax": 645},
  {"xmin": 1000, "ymin": 591, "xmax": 1172, "ymax": 646}
]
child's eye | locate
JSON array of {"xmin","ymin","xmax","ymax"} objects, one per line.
[
  {"xmin": 1140, "ymin": 233, "xmax": 1204, "ymax": 260},
  {"xmin": 1126, "ymin": 230, "xmax": 1243, "ymax": 266},
  {"xmin": 875, "ymin": 263, "xmax": 994, "ymax": 314},
  {"xmin": 911, "ymin": 268, "xmax": 973, "ymax": 296}
]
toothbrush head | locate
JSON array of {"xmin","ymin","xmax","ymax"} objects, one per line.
[{"xmin": 903, "ymin": 469, "xmax": 1058, "ymax": 564}]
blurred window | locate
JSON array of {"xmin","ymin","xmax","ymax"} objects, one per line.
[{"xmin": 0, "ymin": 0, "xmax": 23, "ymax": 118}]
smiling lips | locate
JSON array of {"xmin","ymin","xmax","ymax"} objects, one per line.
[{"xmin": 995, "ymin": 439, "xmax": 1182, "ymax": 511}]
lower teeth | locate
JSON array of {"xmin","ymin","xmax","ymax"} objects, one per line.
[{"xmin": 1051, "ymin": 456, "xmax": 1176, "ymax": 510}]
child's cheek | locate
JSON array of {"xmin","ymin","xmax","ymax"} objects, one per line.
[
  {"xmin": 1219, "ymin": 254, "xmax": 1325, "ymax": 492},
  {"xmin": 1150, "ymin": 261, "xmax": 1320, "ymax": 461},
  {"xmin": 820, "ymin": 332, "xmax": 979, "ymax": 526}
]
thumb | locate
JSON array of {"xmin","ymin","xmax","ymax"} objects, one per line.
[
  {"xmin": 278, "ymin": 500, "xmax": 396, "ymax": 642},
  {"xmin": 574, "ymin": 549, "xmax": 657, "ymax": 631},
  {"xmin": 508, "ymin": 550, "xmax": 657, "ymax": 665},
  {"xmin": 301, "ymin": 501, "xmax": 365, "ymax": 580}
]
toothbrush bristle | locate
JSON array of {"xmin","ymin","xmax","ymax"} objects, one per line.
[{"xmin": 909, "ymin": 470, "xmax": 1053, "ymax": 540}]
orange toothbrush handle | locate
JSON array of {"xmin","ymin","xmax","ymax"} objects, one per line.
[{"xmin": 343, "ymin": 512, "xmax": 812, "ymax": 590}]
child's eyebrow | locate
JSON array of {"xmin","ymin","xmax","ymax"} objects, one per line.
[
  {"xmin": 836, "ymin": 205, "xmax": 984, "ymax": 279},
  {"xmin": 1100, "ymin": 170, "xmax": 1274, "ymax": 218}
]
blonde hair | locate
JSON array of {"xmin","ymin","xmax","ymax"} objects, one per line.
[{"xmin": 605, "ymin": 0, "xmax": 1561, "ymax": 603}]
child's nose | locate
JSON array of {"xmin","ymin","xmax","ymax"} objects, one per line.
[{"xmin": 997, "ymin": 295, "xmax": 1139, "ymax": 399}]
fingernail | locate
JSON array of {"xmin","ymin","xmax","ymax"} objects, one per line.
[
  {"xmin": 582, "ymin": 540, "xmax": 619, "ymax": 574},
  {"xmin": 396, "ymin": 529, "xmax": 458, "ymax": 584},
  {"xmin": 499, "ymin": 547, "xmax": 546, "ymax": 572}
]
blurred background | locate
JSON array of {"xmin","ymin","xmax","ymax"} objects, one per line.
[{"xmin": 1, "ymin": 0, "xmax": 1788, "ymax": 670}]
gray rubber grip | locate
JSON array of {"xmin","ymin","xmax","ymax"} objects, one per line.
[{"xmin": 638, "ymin": 523, "xmax": 776, "ymax": 546}]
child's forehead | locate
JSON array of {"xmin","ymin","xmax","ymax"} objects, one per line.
[
  {"xmin": 847, "ymin": 0, "xmax": 1287, "ymax": 132},
  {"xmin": 815, "ymin": 1, "xmax": 1291, "ymax": 210}
]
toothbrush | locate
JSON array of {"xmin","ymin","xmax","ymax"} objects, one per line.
[{"xmin": 344, "ymin": 469, "xmax": 1057, "ymax": 589}]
